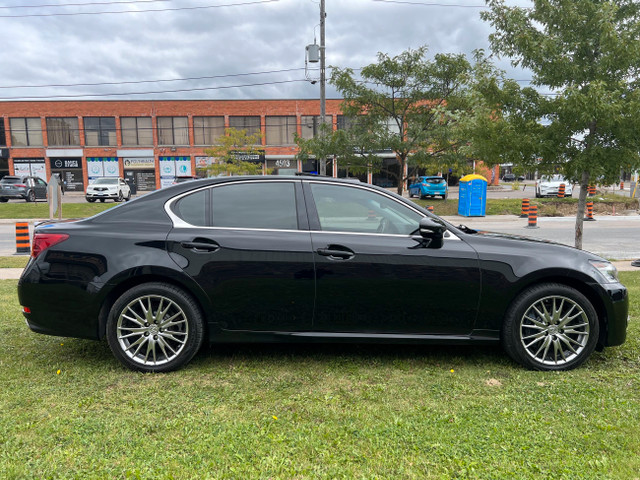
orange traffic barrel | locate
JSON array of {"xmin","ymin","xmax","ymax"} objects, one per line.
[
  {"xmin": 584, "ymin": 202, "xmax": 595, "ymax": 221},
  {"xmin": 557, "ymin": 183, "xmax": 565, "ymax": 198},
  {"xmin": 620, "ymin": 181, "xmax": 624, "ymax": 190},
  {"xmin": 15, "ymin": 222, "xmax": 31, "ymax": 255},
  {"xmin": 520, "ymin": 198, "xmax": 530, "ymax": 218},
  {"xmin": 588, "ymin": 185, "xmax": 596, "ymax": 196},
  {"xmin": 427, "ymin": 205, "xmax": 434, "ymax": 213},
  {"xmin": 526, "ymin": 205, "xmax": 539, "ymax": 229}
]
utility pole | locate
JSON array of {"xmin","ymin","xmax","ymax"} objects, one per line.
[{"xmin": 319, "ymin": 0, "xmax": 327, "ymax": 176}]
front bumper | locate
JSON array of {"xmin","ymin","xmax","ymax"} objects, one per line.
[
  {"xmin": 595, "ymin": 282, "xmax": 629, "ymax": 347},
  {"xmin": 86, "ymin": 191, "xmax": 118, "ymax": 200}
]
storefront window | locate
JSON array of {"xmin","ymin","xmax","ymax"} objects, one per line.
[
  {"xmin": 46, "ymin": 117, "xmax": 80, "ymax": 146},
  {"xmin": 193, "ymin": 116, "xmax": 224, "ymax": 145},
  {"xmin": 121, "ymin": 117, "xmax": 153, "ymax": 146},
  {"xmin": 157, "ymin": 117, "xmax": 189, "ymax": 145},
  {"xmin": 10, "ymin": 118, "xmax": 43, "ymax": 147},
  {"xmin": 84, "ymin": 117, "xmax": 116, "ymax": 146},
  {"xmin": 0, "ymin": 119, "xmax": 6, "ymax": 146},
  {"xmin": 265, "ymin": 116, "xmax": 296, "ymax": 145}
]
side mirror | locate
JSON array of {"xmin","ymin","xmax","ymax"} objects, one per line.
[{"xmin": 418, "ymin": 217, "xmax": 446, "ymax": 248}]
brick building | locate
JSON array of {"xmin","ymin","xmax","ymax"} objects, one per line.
[{"xmin": 0, "ymin": 99, "xmax": 406, "ymax": 192}]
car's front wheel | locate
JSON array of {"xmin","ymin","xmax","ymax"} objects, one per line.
[
  {"xmin": 502, "ymin": 283, "xmax": 599, "ymax": 371},
  {"xmin": 86, "ymin": 198, "xmax": 96, "ymax": 203},
  {"xmin": 106, "ymin": 283, "xmax": 205, "ymax": 372},
  {"xmin": 116, "ymin": 191, "xmax": 123, "ymax": 202},
  {"xmin": 26, "ymin": 191, "xmax": 36, "ymax": 202}
]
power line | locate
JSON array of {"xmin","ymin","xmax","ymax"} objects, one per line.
[
  {"xmin": 0, "ymin": 0, "xmax": 169, "ymax": 9},
  {"xmin": 372, "ymin": 0, "xmax": 486, "ymax": 8},
  {"xmin": 0, "ymin": 67, "xmax": 317, "ymax": 90},
  {"xmin": 0, "ymin": 79, "xmax": 309, "ymax": 100},
  {"xmin": 0, "ymin": 0, "xmax": 279, "ymax": 18}
]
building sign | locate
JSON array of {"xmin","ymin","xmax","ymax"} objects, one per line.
[
  {"xmin": 53, "ymin": 158, "xmax": 80, "ymax": 169},
  {"xmin": 123, "ymin": 157, "xmax": 155, "ymax": 170},
  {"xmin": 230, "ymin": 150, "xmax": 265, "ymax": 163}
]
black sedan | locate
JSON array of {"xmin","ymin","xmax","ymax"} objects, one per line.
[{"xmin": 18, "ymin": 176, "xmax": 628, "ymax": 372}]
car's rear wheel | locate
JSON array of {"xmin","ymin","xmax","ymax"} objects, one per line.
[
  {"xmin": 0, "ymin": 198, "xmax": 7, "ymax": 203},
  {"xmin": 125, "ymin": 191, "xmax": 131, "ymax": 201},
  {"xmin": 502, "ymin": 283, "xmax": 599, "ymax": 371},
  {"xmin": 106, "ymin": 283, "xmax": 205, "ymax": 372}
]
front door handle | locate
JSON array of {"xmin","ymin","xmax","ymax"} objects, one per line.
[
  {"xmin": 181, "ymin": 240, "xmax": 220, "ymax": 252},
  {"xmin": 317, "ymin": 246, "xmax": 355, "ymax": 260}
]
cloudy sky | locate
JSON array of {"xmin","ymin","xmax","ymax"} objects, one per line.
[{"xmin": 0, "ymin": 0, "xmax": 531, "ymax": 102}]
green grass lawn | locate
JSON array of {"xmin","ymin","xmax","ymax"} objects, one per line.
[
  {"xmin": 0, "ymin": 256, "xmax": 29, "ymax": 268},
  {"xmin": 0, "ymin": 202, "xmax": 115, "ymax": 219},
  {"xmin": 0, "ymin": 274, "xmax": 638, "ymax": 479}
]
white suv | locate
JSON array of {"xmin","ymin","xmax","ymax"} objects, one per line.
[{"xmin": 86, "ymin": 177, "xmax": 131, "ymax": 203}]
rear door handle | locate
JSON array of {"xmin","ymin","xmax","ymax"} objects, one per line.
[
  {"xmin": 180, "ymin": 240, "xmax": 220, "ymax": 252},
  {"xmin": 317, "ymin": 246, "xmax": 355, "ymax": 260}
]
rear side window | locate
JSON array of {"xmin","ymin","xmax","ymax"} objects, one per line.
[
  {"xmin": 173, "ymin": 189, "xmax": 208, "ymax": 226},
  {"xmin": 212, "ymin": 182, "xmax": 298, "ymax": 230}
]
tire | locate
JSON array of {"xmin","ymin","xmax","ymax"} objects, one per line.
[
  {"xmin": 87, "ymin": 198, "xmax": 96, "ymax": 203},
  {"xmin": 125, "ymin": 191, "xmax": 131, "ymax": 202},
  {"xmin": 99, "ymin": 198, "xmax": 105, "ymax": 203},
  {"xmin": 502, "ymin": 283, "xmax": 599, "ymax": 371},
  {"xmin": 27, "ymin": 190, "xmax": 36, "ymax": 203},
  {"xmin": 0, "ymin": 198, "xmax": 7, "ymax": 203},
  {"xmin": 106, "ymin": 283, "xmax": 205, "ymax": 373},
  {"xmin": 442, "ymin": 193, "xmax": 448, "ymax": 200},
  {"xmin": 116, "ymin": 191, "xmax": 123, "ymax": 202}
]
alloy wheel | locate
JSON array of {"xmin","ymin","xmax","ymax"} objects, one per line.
[
  {"xmin": 116, "ymin": 294, "xmax": 189, "ymax": 366},
  {"xmin": 519, "ymin": 295, "xmax": 590, "ymax": 366}
]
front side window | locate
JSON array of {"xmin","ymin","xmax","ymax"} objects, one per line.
[
  {"xmin": 10, "ymin": 118, "xmax": 43, "ymax": 147},
  {"xmin": 193, "ymin": 116, "xmax": 224, "ymax": 145},
  {"xmin": 310, "ymin": 183, "xmax": 422, "ymax": 235},
  {"xmin": 84, "ymin": 117, "xmax": 116, "ymax": 146},
  {"xmin": 121, "ymin": 117, "xmax": 153, "ymax": 146},
  {"xmin": 228, "ymin": 116, "xmax": 261, "ymax": 137},
  {"xmin": 265, "ymin": 116, "xmax": 297, "ymax": 145},
  {"xmin": 157, "ymin": 117, "xmax": 189, "ymax": 145},
  {"xmin": 46, "ymin": 117, "xmax": 80, "ymax": 146},
  {"xmin": 212, "ymin": 182, "xmax": 297, "ymax": 230}
]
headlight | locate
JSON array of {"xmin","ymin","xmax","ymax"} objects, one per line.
[{"xmin": 589, "ymin": 260, "xmax": 619, "ymax": 283}]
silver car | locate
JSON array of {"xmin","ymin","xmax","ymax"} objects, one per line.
[{"xmin": 0, "ymin": 175, "xmax": 48, "ymax": 202}]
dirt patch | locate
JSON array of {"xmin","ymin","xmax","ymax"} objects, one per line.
[{"xmin": 537, "ymin": 200, "xmax": 639, "ymax": 217}]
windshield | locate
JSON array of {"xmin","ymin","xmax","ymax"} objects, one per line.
[{"xmin": 92, "ymin": 178, "xmax": 118, "ymax": 185}]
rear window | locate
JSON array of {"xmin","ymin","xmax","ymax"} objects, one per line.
[
  {"xmin": 425, "ymin": 178, "xmax": 445, "ymax": 184},
  {"xmin": 1, "ymin": 177, "xmax": 22, "ymax": 184}
]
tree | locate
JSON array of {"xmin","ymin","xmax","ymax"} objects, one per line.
[
  {"xmin": 323, "ymin": 47, "xmax": 481, "ymax": 195},
  {"xmin": 204, "ymin": 128, "xmax": 265, "ymax": 177},
  {"xmin": 481, "ymin": 0, "xmax": 640, "ymax": 249}
]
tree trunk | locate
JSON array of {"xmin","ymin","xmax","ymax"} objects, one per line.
[
  {"xmin": 574, "ymin": 170, "xmax": 589, "ymax": 249},
  {"xmin": 396, "ymin": 154, "xmax": 405, "ymax": 196}
]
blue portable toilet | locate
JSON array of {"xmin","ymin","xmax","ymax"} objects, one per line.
[{"xmin": 458, "ymin": 174, "xmax": 487, "ymax": 217}]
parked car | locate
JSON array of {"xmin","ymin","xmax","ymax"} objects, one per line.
[
  {"xmin": 85, "ymin": 177, "xmax": 131, "ymax": 202},
  {"xmin": 172, "ymin": 175, "xmax": 199, "ymax": 185},
  {"xmin": 0, "ymin": 175, "xmax": 47, "ymax": 203},
  {"xmin": 408, "ymin": 176, "xmax": 448, "ymax": 199},
  {"xmin": 18, "ymin": 176, "xmax": 628, "ymax": 373},
  {"xmin": 502, "ymin": 173, "xmax": 516, "ymax": 182},
  {"xmin": 535, "ymin": 175, "xmax": 574, "ymax": 198}
]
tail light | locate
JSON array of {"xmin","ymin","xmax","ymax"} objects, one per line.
[
  {"xmin": 31, "ymin": 233, "xmax": 69, "ymax": 259},
  {"xmin": 15, "ymin": 184, "xmax": 27, "ymax": 188}
]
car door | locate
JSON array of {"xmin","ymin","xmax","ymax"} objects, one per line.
[
  {"xmin": 34, "ymin": 178, "xmax": 48, "ymax": 199},
  {"xmin": 305, "ymin": 181, "xmax": 481, "ymax": 335},
  {"xmin": 165, "ymin": 180, "xmax": 315, "ymax": 332}
]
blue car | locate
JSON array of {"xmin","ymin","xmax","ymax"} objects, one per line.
[{"xmin": 409, "ymin": 176, "xmax": 448, "ymax": 199}]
